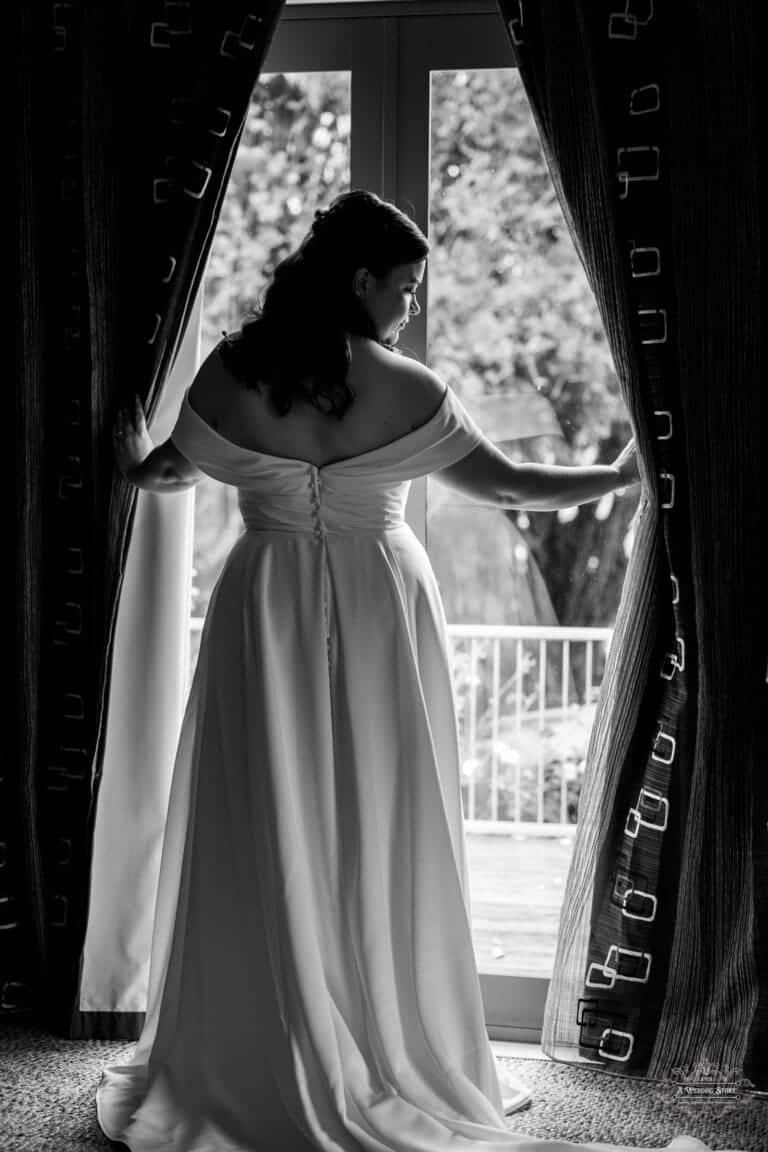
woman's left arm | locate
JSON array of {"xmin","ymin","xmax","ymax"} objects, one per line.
[
  {"xmin": 126, "ymin": 441, "xmax": 203, "ymax": 491},
  {"xmin": 113, "ymin": 395, "xmax": 204, "ymax": 491}
]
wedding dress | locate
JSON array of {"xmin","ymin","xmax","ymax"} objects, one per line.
[{"xmin": 96, "ymin": 382, "xmax": 737, "ymax": 1152}]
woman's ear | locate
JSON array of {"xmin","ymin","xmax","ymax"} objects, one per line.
[{"xmin": 352, "ymin": 267, "xmax": 369, "ymax": 298}]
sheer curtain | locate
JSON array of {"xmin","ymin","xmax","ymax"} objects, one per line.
[
  {"xmin": 76, "ymin": 295, "xmax": 202, "ymax": 1039},
  {"xmin": 496, "ymin": 0, "xmax": 764, "ymax": 1091}
]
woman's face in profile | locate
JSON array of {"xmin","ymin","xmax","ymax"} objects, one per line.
[{"xmin": 356, "ymin": 259, "xmax": 425, "ymax": 344}]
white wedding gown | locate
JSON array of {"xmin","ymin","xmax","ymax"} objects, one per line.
[{"xmin": 96, "ymin": 382, "xmax": 737, "ymax": 1152}]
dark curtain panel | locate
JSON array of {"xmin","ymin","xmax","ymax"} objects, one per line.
[
  {"xmin": 10, "ymin": 0, "xmax": 286, "ymax": 1039},
  {"xmin": 496, "ymin": 0, "xmax": 764, "ymax": 1091}
]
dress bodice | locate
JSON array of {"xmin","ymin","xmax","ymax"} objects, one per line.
[{"xmin": 169, "ymin": 382, "xmax": 489, "ymax": 536}]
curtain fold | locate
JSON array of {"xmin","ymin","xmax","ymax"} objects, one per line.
[
  {"xmin": 496, "ymin": 0, "xmax": 764, "ymax": 1092},
  {"xmin": 74, "ymin": 293, "xmax": 202, "ymax": 1041},
  {"xmin": 10, "ymin": 0, "xmax": 286, "ymax": 1038}
]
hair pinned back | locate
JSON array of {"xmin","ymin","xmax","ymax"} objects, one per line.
[{"xmin": 219, "ymin": 190, "xmax": 429, "ymax": 420}]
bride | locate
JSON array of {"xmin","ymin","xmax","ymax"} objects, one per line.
[{"xmin": 97, "ymin": 191, "xmax": 717, "ymax": 1152}]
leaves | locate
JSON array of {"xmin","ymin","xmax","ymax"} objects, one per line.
[
  {"xmin": 194, "ymin": 67, "xmax": 638, "ymax": 630},
  {"xmin": 428, "ymin": 68, "xmax": 638, "ymax": 626}
]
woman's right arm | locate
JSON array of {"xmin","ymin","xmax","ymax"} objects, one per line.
[
  {"xmin": 389, "ymin": 356, "xmax": 640, "ymax": 510},
  {"xmin": 502, "ymin": 453, "xmax": 638, "ymax": 509},
  {"xmin": 434, "ymin": 442, "xmax": 638, "ymax": 510},
  {"xmin": 419, "ymin": 364, "xmax": 639, "ymax": 511}
]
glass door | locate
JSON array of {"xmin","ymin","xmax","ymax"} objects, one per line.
[
  {"xmin": 188, "ymin": 2, "xmax": 639, "ymax": 1042},
  {"xmin": 396, "ymin": 11, "xmax": 638, "ymax": 1039}
]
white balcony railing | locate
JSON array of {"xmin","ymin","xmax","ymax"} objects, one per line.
[
  {"xmin": 188, "ymin": 619, "xmax": 612, "ymax": 838},
  {"xmin": 446, "ymin": 625, "xmax": 612, "ymax": 837}
]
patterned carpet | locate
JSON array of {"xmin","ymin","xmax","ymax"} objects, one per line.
[{"xmin": 0, "ymin": 1024, "xmax": 765, "ymax": 1151}]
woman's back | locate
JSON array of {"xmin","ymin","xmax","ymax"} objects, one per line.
[{"xmin": 189, "ymin": 333, "xmax": 444, "ymax": 470}]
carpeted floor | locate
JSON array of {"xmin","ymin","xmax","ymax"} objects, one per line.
[{"xmin": 0, "ymin": 1025, "xmax": 765, "ymax": 1151}]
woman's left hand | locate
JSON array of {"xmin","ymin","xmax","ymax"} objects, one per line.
[{"xmin": 112, "ymin": 394, "xmax": 154, "ymax": 478}]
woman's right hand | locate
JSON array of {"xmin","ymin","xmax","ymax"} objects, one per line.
[{"xmin": 611, "ymin": 437, "xmax": 641, "ymax": 488}]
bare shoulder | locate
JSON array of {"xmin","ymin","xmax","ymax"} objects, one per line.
[
  {"xmin": 188, "ymin": 343, "xmax": 233, "ymax": 422},
  {"xmin": 351, "ymin": 337, "xmax": 448, "ymax": 425}
]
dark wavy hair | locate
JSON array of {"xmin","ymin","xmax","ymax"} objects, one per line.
[{"xmin": 217, "ymin": 189, "xmax": 429, "ymax": 420}]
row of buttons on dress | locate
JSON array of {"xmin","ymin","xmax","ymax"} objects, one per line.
[
  {"xmin": 308, "ymin": 467, "xmax": 327, "ymax": 538},
  {"xmin": 308, "ymin": 466, "xmax": 334, "ymax": 662}
]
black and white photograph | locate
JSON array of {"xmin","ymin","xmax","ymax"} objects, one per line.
[{"xmin": 6, "ymin": 2, "xmax": 764, "ymax": 1150}]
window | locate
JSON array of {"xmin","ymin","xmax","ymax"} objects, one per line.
[{"xmin": 189, "ymin": 1, "xmax": 637, "ymax": 1043}]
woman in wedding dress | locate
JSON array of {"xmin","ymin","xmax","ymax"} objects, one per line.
[{"xmin": 99, "ymin": 190, "xmax": 732, "ymax": 1152}]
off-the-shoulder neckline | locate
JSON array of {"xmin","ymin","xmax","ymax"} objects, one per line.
[{"xmin": 182, "ymin": 386, "xmax": 449, "ymax": 472}]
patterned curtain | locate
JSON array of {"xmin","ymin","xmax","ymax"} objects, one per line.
[
  {"xmin": 496, "ymin": 0, "xmax": 764, "ymax": 1092},
  {"xmin": 10, "ymin": 0, "xmax": 285, "ymax": 1037}
]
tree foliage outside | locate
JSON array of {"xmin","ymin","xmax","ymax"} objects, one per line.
[
  {"xmin": 426, "ymin": 69, "xmax": 638, "ymax": 632},
  {"xmin": 193, "ymin": 68, "xmax": 636, "ymax": 636}
]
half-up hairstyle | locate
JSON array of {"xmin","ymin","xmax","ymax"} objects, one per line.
[{"xmin": 217, "ymin": 189, "xmax": 430, "ymax": 420}]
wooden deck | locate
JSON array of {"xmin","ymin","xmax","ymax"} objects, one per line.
[{"xmin": 465, "ymin": 831, "xmax": 576, "ymax": 976}]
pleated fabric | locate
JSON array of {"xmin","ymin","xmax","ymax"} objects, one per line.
[
  {"xmin": 95, "ymin": 385, "xmax": 737, "ymax": 1152},
  {"xmin": 499, "ymin": 0, "xmax": 763, "ymax": 1096}
]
